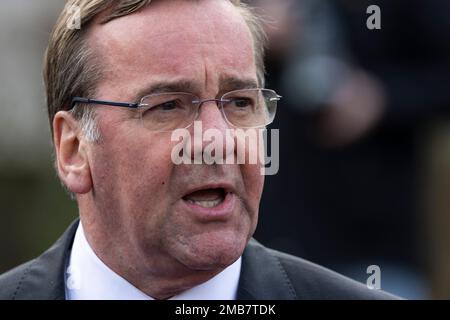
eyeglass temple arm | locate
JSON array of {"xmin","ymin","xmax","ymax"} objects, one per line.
[
  {"xmin": 70, "ymin": 97, "xmax": 139, "ymax": 110},
  {"xmin": 269, "ymin": 95, "xmax": 282, "ymax": 102}
]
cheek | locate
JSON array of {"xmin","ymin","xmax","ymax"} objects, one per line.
[
  {"xmin": 120, "ymin": 141, "xmax": 174, "ymax": 202},
  {"xmin": 242, "ymin": 163, "xmax": 264, "ymax": 207},
  {"xmin": 236, "ymin": 130, "xmax": 265, "ymax": 209},
  {"xmin": 92, "ymin": 123, "xmax": 177, "ymax": 218},
  {"xmin": 237, "ymin": 163, "xmax": 263, "ymax": 240}
]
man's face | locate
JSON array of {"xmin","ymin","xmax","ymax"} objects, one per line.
[{"xmin": 83, "ymin": 0, "xmax": 264, "ymax": 275}]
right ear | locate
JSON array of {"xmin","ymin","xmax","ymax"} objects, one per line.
[{"xmin": 53, "ymin": 111, "xmax": 92, "ymax": 195}]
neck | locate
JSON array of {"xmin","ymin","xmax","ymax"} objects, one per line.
[{"xmin": 79, "ymin": 217, "xmax": 224, "ymax": 299}]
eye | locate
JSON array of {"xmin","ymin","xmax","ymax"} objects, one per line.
[
  {"xmin": 229, "ymin": 98, "xmax": 253, "ymax": 109},
  {"xmin": 141, "ymin": 99, "xmax": 186, "ymax": 119},
  {"xmin": 152, "ymin": 100, "xmax": 180, "ymax": 111}
]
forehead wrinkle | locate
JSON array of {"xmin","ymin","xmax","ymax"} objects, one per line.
[
  {"xmin": 188, "ymin": 2, "xmax": 221, "ymax": 94},
  {"xmin": 133, "ymin": 79, "xmax": 203, "ymax": 100},
  {"xmin": 183, "ymin": 0, "xmax": 255, "ymax": 93}
]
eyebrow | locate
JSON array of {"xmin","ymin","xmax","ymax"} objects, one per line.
[
  {"xmin": 133, "ymin": 77, "xmax": 259, "ymax": 101},
  {"xmin": 133, "ymin": 80, "xmax": 201, "ymax": 101},
  {"xmin": 219, "ymin": 76, "xmax": 259, "ymax": 92}
]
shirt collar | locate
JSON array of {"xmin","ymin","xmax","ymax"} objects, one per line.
[{"xmin": 65, "ymin": 222, "xmax": 242, "ymax": 300}]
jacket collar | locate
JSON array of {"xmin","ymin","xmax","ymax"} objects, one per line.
[{"xmin": 237, "ymin": 238, "xmax": 297, "ymax": 300}]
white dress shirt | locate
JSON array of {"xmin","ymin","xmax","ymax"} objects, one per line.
[{"xmin": 65, "ymin": 223, "xmax": 242, "ymax": 300}]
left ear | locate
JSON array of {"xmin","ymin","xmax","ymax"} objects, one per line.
[{"xmin": 53, "ymin": 111, "xmax": 93, "ymax": 194}]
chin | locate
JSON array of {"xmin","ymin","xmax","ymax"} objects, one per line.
[{"xmin": 172, "ymin": 229, "xmax": 249, "ymax": 271}]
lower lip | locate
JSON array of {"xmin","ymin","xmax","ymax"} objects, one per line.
[{"xmin": 181, "ymin": 192, "xmax": 237, "ymax": 221}]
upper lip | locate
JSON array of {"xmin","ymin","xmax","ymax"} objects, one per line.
[{"xmin": 181, "ymin": 182, "xmax": 236, "ymax": 198}]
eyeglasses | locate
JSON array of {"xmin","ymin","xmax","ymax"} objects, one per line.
[{"xmin": 70, "ymin": 88, "xmax": 281, "ymax": 132}]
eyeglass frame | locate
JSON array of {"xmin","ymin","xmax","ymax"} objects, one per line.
[{"xmin": 69, "ymin": 88, "xmax": 281, "ymax": 130}]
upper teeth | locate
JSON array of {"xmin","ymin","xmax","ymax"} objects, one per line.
[{"xmin": 187, "ymin": 198, "xmax": 222, "ymax": 208}]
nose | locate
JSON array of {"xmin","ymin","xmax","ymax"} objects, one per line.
[
  {"xmin": 189, "ymin": 100, "xmax": 235, "ymax": 164},
  {"xmin": 196, "ymin": 99, "xmax": 230, "ymax": 132}
]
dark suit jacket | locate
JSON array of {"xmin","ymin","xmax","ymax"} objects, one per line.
[{"xmin": 0, "ymin": 220, "xmax": 397, "ymax": 300}]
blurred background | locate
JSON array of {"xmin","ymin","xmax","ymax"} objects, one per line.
[{"xmin": 1, "ymin": 0, "xmax": 450, "ymax": 299}]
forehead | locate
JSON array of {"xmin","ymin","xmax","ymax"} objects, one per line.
[{"xmin": 89, "ymin": 0, "xmax": 257, "ymax": 98}]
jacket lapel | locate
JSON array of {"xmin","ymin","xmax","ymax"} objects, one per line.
[
  {"xmin": 237, "ymin": 239, "xmax": 297, "ymax": 300},
  {"xmin": 13, "ymin": 220, "xmax": 79, "ymax": 300}
]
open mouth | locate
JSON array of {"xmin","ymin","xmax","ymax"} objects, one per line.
[{"xmin": 182, "ymin": 188, "xmax": 229, "ymax": 208}]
